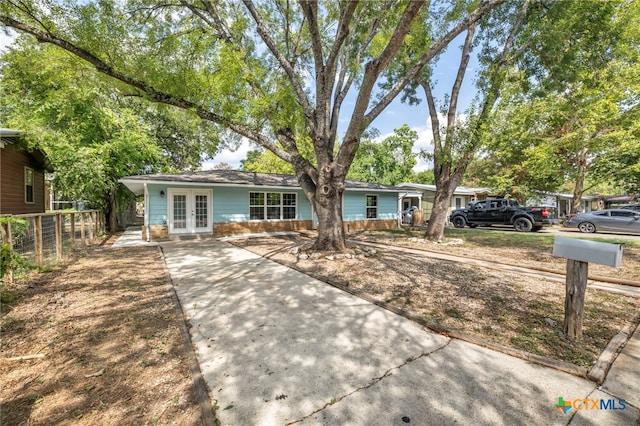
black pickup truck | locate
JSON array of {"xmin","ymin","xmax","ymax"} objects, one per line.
[{"xmin": 449, "ymin": 198, "xmax": 558, "ymax": 232}]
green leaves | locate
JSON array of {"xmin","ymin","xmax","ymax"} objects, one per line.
[
  {"xmin": 0, "ymin": 37, "xmax": 221, "ymax": 211},
  {"xmin": 347, "ymin": 125, "xmax": 418, "ymax": 185}
]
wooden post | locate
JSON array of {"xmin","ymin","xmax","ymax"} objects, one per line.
[
  {"xmin": 88, "ymin": 212, "xmax": 95, "ymax": 241},
  {"xmin": 89, "ymin": 211, "xmax": 98, "ymax": 241},
  {"xmin": 55, "ymin": 213, "xmax": 63, "ymax": 261},
  {"xmin": 1, "ymin": 219, "xmax": 14, "ymax": 284},
  {"xmin": 34, "ymin": 215, "xmax": 43, "ymax": 267},
  {"xmin": 70, "ymin": 213, "xmax": 76, "ymax": 249},
  {"xmin": 80, "ymin": 213, "xmax": 86, "ymax": 247},
  {"xmin": 563, "ymin": 259, "xmax": 588, "ymax": 341}
]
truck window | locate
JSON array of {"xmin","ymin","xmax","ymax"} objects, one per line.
[{"xmin": 474, "ymin": 201, "xmax": 487, "ymax": 210}]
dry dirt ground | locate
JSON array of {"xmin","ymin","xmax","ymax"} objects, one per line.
[
  {"xmin": 231, "ymin": 233, "xmax": 640, "ymax": 368},
  {"xmin": 2, "ymin": 230, "xmax": 639, "ymax": 425},
  {"xmin": 0, "ymin": 238, "xmax": 203, "ymax": 426}
]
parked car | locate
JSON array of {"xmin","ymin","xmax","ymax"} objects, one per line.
[
  {"xmin": 620, "ymin": 204, "xmax": 640, "ymax": 212},
  {"xmin": 564, "ymin": 209, "xmax": 640, "ymax": 234}
]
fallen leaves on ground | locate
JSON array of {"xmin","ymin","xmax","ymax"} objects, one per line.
[{"xmin": 0, "ymin": 244, "xmax": 202, "ymax": 426}]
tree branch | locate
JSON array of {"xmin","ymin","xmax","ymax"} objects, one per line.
[
  {"xmin": 0, "ymin": 15, "xmax": 292, "ymax": 163},
  {"xmin": 337, "ymin": 0, "xmax": 425, "ymax": 176},
  {"xmin": 365, "ymin": 0, "xmax": 506, "ymax": 125},
  {"xmin": 444, "ymin": 24, "xmax": 476, "ymax": 149},
  {"xmin": 242, "ymin": 0, "xmax": 314, "ymax": 123}
]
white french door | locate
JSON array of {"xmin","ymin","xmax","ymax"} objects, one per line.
[{"xmin": 168, "ymin": 189, "xmax": 212, "ymax": 234}]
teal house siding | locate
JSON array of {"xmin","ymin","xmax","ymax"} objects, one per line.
[
  {"xmin": 378, "ymin": 192, "xmax": 399, "ymax": 220},
  {"xmin": 297, "ymin": 191, "xmax": 313, "ymax": 220},
  {"xmin": 146, "ymin": 184, "xmax": 314, "ymax": 224},
  {"xmin": 119, "ymin": 170, "xmax": 403, "ymax": 240},
  {"xmin": 147, "ymin": 184, "xmax": 168, "ymax": 226},
  {"xmin": 343, "ymin": 191, "xmax": 398, "ymax": 221},
  {"xmin": 213, "ymin": 186, "xmax": 250, "ymax": 223}
]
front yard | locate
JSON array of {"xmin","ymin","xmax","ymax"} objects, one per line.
[
  {"xmin": 1, "ymin": 227, "xmax": 638, "ymax": 424},
  {"xmin": 0, "ymin": 243, "xmax": 203, "ymax": 425},
  {"xmin": 230, "ymin": 228, "xmax": 640, "ymax": 368}
]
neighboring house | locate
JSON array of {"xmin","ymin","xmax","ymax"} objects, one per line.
[
  {"xmin": 0, "ymin": 128, "xmax": 53, "ymax": 215},
  {"xmin": 397, "ymin": 183, "xmax": 492, "ymax": 222},
  {"xmin": 527, "ymin": 192, "xmax": 602, "ymax": 217},
  {"xmin": 119, "ymin": 170, "xmax": 409, "ymax": 241},
  {"xmin": 528, "ymin": 192, "xmax": 639, "ymax": 217}
]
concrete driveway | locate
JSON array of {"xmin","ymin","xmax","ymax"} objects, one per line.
[{"xmin": 159, "ymin": 238, "xmax": 639, "ymax": 426}]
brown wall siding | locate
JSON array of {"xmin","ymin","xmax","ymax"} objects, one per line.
[
  {"xmin": 343, "ymin": 219, "xmax": 397, "ymax": 233},
  {"xmin": 213, "ymin": 220, "xmax": 313, "ymax": 237},
  {"xmin": 145, "ymin": 219, "xmax": 396, "ymax": 241},
  {"xmin": 1, "ymin": 145, "xmax": 46, "ymax": 214},
  {"xmin": 143, "ymin": 225, "xmax": 170, "ymax": 241}
]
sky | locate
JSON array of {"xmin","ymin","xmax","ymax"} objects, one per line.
[
  {"xmin": 208, "ymin": 43, "xmax": 479, "ymax": 172},
  {"xmin": 0, "ymin": 29, "xmax": 478, "ymax": 172}
]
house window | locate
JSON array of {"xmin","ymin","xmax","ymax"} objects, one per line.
[
  {"xmin": 366, "ymin": 194, "xmax": 378, "ymax": 219},
  {"xmin": 250, "ymin": 192, "xmax": 297, "ymax": 220},
  {"xmin": 25, "ymin": 167, "xmax": 34, "ymax": 204}
]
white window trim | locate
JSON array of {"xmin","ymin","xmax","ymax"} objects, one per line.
[
  {"xmin": 249, "ymin": 191, "xmax": 298, "ymax": 221},
  {"xmin": 365, "ymin": 194, "xmax": 378, "ymax": 219},
  {"xmin": 24, "ymin": 166, "xmax": 35, "ymax": 204}
]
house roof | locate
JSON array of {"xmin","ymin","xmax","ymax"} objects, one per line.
[
  {"xmin": 0, "ymin": 128, "xmax": 21, "ymax": 138},
  {"xmin": 0, "ymin": 128, "xmax": 54, "ymax": 172},
  {"xmin": 531, "ymin": 191, "xmax": 602, "ymax": 201},
  {"xmin": 398, "ymin": 182, "xmax": 492, "ymax": 196},
  {"xmin": 120, "ymin": 170, "xmax": 407, "ymax": 196}
]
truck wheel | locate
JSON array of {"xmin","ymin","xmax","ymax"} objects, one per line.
[
  {"xmin": 578, "ymin": 222, "xmax": 596, "ymax": 233},
  {"xmin": 513, "ymin": 217, "xmax": 533, "ymax": 232},
  {"xmin": 452, "ymin": 216, "xmax": 466, "ymax": 228}
]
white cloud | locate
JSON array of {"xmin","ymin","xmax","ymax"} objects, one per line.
[{"xmin": 202, "ymin": 138, "xmax": 254, "ymax": 170}]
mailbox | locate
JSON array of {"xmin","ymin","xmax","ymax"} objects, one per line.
[{"xmin": 552, "ymin": 237, "xmax": 623, "ymax": 268}]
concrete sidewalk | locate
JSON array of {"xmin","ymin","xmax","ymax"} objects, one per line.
[{"xmin": 157, "ymin": 238, "xmax": 639, "ymax": 425}]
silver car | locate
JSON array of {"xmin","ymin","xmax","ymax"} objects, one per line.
[{"xmin": 565, "ymin": 209, "xmax": 640, "ymax": 234}]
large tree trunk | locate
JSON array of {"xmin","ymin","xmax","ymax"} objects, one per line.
[
  {"xmin": 424, "ymin": 191, "xmax": 451, "ymax": 242},
  {"xmin": 424, "ymin": 175, "xmax": 458, "ymax": 241},
  {"xmin": 312, "ymin": 186, "xmax": 347, "ymax": 252},
  {"xmin": 108, "ymin": 191, "xmax": 117, "ymax": 232}
]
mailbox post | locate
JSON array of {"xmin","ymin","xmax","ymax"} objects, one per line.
[{"xmin": 552, "ymin": 237, "xmax": 624, "ymax": 341}]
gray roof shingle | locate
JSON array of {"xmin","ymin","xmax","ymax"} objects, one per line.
[{"xmin": 120, "ymin": 170, "xmax": 405, "ymax": 194}]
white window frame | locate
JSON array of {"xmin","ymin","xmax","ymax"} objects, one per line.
[
  {"xmin": 249, "ymin": 191, "xmax": 297, "ymax": 221},
  {"xmin": 366, "ymin": 194, "xmax": 378, "ymax": 219},
  {"xmin": 24, "ymin": 167, "xmax": 34, "ymax": 204}
]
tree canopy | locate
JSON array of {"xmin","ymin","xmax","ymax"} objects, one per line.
[
  {"xmin": 0, "ymin": 37, "xmax": 221, "ymax": 229},
  {"xmin": 1, "ymin": 0, "xmax": 505, "ymax": 250},
  {"xmin": 347, "ymin": 125, "xmax": 418, "ymax": 185},
  {"xmin": 471, "ymin": 0, "xmax": 640, "ymax": 208}
]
